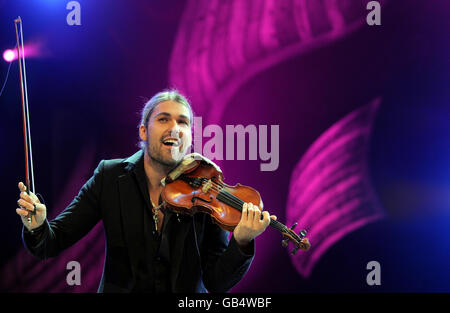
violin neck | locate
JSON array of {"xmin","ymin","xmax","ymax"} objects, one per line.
[
  {"xmin": 216, "ymin": 188, "xmax": 292, "ymax": 235},
  {"xmin": 269, "ymin": 217, "xmax": 291, "ymax": 235}
]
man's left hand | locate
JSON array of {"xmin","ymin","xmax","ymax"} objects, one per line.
[{"xmin": 233, "ymin": 202, "xmax": 277, "ymax": 247}]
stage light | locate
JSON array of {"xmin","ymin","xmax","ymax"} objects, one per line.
[
  {"xmin": 3, "ymin": 49, "xmax": 16, "ymax": 62},
  {"xmin": 2, "ymin": 40, "xmax": 45, "ymax": 63}
]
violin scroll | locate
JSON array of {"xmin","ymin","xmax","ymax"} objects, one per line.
[{"xmin": 281, "ymin": 223, "xmax": 311, "ymax": 254}]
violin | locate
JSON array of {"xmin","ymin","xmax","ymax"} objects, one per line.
[{"xmin": 161, "ymin": 154, "xmax": 310, "ymax": 254}]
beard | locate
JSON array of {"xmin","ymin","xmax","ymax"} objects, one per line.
[{"xmin": 145, "ymin": 137, "xmax": 185, "ymax": 168}]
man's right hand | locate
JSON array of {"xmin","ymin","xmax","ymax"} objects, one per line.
[{"xmin": 16, "ymin": 182, "xmax": 47, "ymax": 231}]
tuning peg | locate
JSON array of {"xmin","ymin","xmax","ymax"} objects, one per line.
[
  {"xmin": 290, "ymin": 222, "xmax": 297, "ymax": 230},
  {"xmin": 299, "ymin": 229, "xmax": 307, "ymax": 239},
  {"xmin": 281, "ymin": 239, "xmax": 289, "ymax": 248}
]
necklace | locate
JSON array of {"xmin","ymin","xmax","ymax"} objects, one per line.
[{"xmin": 150, "ymin": 199, "xmax": 164, "ymax": 232}]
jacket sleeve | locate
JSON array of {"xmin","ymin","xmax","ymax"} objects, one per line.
[
  {"xmin": 22, "ymin": 160, "xmax": 105, "ymax": 260},
  {"xmin": 200, "ymin": 217, "xmax": 255, "ymax": 293}
]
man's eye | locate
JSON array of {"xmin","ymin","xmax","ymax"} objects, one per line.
[
  {"xmin": 159, "ymin": 118, "xmax": 168, "ymax": 122},
  {"xmin": 179, "ymin": 120, "xmax": 189, "ymax": 125}
]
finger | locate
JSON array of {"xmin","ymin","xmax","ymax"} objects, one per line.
[
  {"xmin": 17, "ymin": 199, "xmax": 35, "ymax": 212},
  {"xmin": 261, "ymin": 211, "xmax": 270, "ymax": 226},
  {"xmin": 20, "ymin": 191, "xmax": 39, "ymax": 205},
  {"xmin": 241, "ymin": 203, "xmax": 248, "ymax": 222},
  {"xmin": 18, "ymin": 182, "xmax": 29, "ymax": 194},
  {"xmin": 16, "ymin": 208, "xmax": 30, "ymax": 217},
  {"xmin": 18, "ymin": 195, "xmax": 43, "ymax": 212},
  {"xmin": 253, "ymin": 206, "xmax": 262, "ymax": 223},
  {"xmin": 270, "ymin": 215, "xmax": 277, "ymax": 221},
  {"xmin": 20, "ymin": 191, "xmax": 34, "ymax": 204},
  {"xmin": 247, "ymin": 203, "xmax": 255, "ymax": 223}
]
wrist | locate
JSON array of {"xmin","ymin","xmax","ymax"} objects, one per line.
[
  {"xmin": 234, "ymin": 235, "xmax": 250, "ymax": 248},
  {"xmin": 25, "ymin": 221, "xmax": 46, "ymax": 234},
  {"xmin": 233, "ymin": 235, "xmax": 254, "ymax": 256}
]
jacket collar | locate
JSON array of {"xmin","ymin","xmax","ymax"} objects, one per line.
[{"xmin": 122, "ymin": 149, "xmax": 144, "ymax": 171}]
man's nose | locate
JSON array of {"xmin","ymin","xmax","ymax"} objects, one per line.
[{"xmin": 167, "ymin": 120, "xmax": 182, "ymax": 137}]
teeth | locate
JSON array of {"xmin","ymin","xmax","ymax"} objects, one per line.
[{"xmin": 163, "ymin": 139, "xmax": 179, "ymax": 145}]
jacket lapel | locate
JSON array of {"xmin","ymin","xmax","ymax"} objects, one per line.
[
  {"xmin": 117, "ymin": 150, "xmax": 148, "ymax": 281},
  {"xmin": 117, "ymin": 173, "xmax": 145, "ymax": 281}
]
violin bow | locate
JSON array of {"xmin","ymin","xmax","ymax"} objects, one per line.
[{"xmin": 14, "ymin": 17, "xmax": 36, "ymax": 224}]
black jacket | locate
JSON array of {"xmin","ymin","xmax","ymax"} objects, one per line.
[{"xmin": 23, "ymin": 150, "xmax": 254, "ymax": 292}]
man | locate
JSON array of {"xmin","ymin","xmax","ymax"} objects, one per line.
[{"xmin": 16, "ymin": 90, "xmax": 276, "ymax": 292}]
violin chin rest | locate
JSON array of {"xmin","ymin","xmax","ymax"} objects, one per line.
[
  {"xmin": 184, "ymin": 153, "xmax": 222, "ymax": 174},
  {"xmin": 161, "ymin": 153, "xmax": 223, "ymax": 186}
]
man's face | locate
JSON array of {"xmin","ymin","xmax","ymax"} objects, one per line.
[{"xmin": 139, "ymin": 100, "xmax": 192, "ymax": 167}]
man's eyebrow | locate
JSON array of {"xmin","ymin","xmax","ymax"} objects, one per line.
[
  {"xmin": 154, "ymin": 112, "xmax": 190, "ymax": 122},
  {"xmin": 154, "ymin": 112, "xmax": 171, "ymax": 118}
]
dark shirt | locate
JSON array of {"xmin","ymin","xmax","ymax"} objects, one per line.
[{"xmin": 133, "ymin": 199, "xmax": 172, "ymax": 293}]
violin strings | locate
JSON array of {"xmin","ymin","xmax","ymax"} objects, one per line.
[
  {"xmin": 209, "ymin": 185, "xmax": 243, "ymax": 210},
  {"xmin": 209, "ymin": 181, "xmax": 274, "ymax": 215},
  {"xmin": 207, "ymin": 181, "xmax": 290, "ymax": 234},
  {"xmin": 208, "ymin": 182, "xmax": 243, "ymax": 209}
]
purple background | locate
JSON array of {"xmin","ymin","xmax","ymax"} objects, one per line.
[{"xmin": 0, "ymin": 0, "xmax": 449, "ymax": 292}]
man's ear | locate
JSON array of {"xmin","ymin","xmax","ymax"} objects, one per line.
[{"xmin": 139, "ymin": 124, "xmax": 147, "ymax": 141}]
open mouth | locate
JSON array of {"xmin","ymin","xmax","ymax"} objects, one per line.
[{"xmin": 162, "ymin": 138, "xmax": 180, "ymax": 147}]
